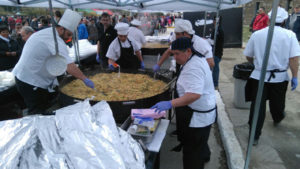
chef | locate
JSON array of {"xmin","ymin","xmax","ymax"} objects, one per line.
[
  {"xmin": 128, "ymin": 19, "xmax": 146, "ymax": 49},
  {"xmin": 152, "ymin": 19, "xmax": 214, "ymax": 72},
  {"xmin": 244, "ymin": 7, "xmax": 300, "ymax": 145},
  {"xmin": 12, "ymin": 9, "xmax": 95, "ymax": 115},
  {"xmin": 106, "ymin": 22, "xmax": 144, "ymax": 70},
  {"xmin": 151, "ymin": 37, "xmax": 216, "ymax": 169}
]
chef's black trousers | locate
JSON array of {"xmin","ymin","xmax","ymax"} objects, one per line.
[
  {"xmin": 182, "ymin": 125, "xmax": 211, "ymax": 169},
  {"xmin": 247, "ymin": 78, "xmax": 288, "ymax": 140},
  {"xmin": 15, "ymin": 77, "xmax": 57, "ymax": 115}
]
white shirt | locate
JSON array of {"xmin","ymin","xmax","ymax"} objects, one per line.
[
  {"xmin": 12, "ymin": 27, "xmax": 73, "ymax": 89},
  {"xmin": 170, "ymin": 34, "xmax": 213, "ymax": 59},
  {"xmin": 244, "ymin": 26, "xmax": 300, "ymax": 82},
  {"xmin": 106, "ymin": 37, "xmax": 141, "ymax": 61},
  {"xmin": 128, "ymin": 27, "xmax": 146, "ymax": 49},
  {"xmin": 192, "ymin": 34, "xmax": 213, "ymax": 58},
  {"xmin": 176, "ymin": 55, "xmax": 216, "ymax": 128}
]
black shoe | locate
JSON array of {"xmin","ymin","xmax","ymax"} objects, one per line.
[
  {"xmin": 273, "ymin": 112, "xmax": 285, "ymax": 127},
  {"xmin": 170, "ymin": 130, "xmax": 177, "ymax": 137},
  {"xmin": 204, "ymin": 157, "xmax": 210, "ymax": 163},
  {"xmin": 253, "ymin": 139, "xmax": 259, "ymax": 146}
]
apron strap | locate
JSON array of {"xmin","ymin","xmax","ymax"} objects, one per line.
[
  {"xmin": 266, "ymin": 69, "xmax": 287, "ymax": 82},
  {"xmin": 191, "ymin": 105, "xmax": 217, "ymax": 113}
]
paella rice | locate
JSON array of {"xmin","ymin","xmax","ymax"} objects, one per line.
[{"xmin": 61, "ymin": 73, "xmax": 167, "ymax": 101}]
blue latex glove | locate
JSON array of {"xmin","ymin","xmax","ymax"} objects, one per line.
[
  {"xmin": 83, "ymin": 78, "xmax": 95, "ymax": 89},
  {"xmin": 291, "ymin": 77, "xmax": 298, "ymax": 91},
  {"xmin": 151, "ymin": 101, "xmax": 172, "ymax": 114},
  {"xmin": 108, "ymin": 64, "xmax": 115, "ymax": 70},
  {"xmin": 96, "ymin": 53, "xmax": 101, "ymax": 64},
  {"xmin": 140, "ymin": 61, "xmax": 145, "ymax": 69},
  {"xmin": 152, "ymin": 64, "xmax": 160, "ymax": 72}
]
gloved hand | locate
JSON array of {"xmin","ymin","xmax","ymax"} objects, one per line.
[
  {"xmin": 83, "ymin": 78, "xmax": 95, "ymax": 89},
  {"xmin": 151, "ymin": 101, "xmax": 172, "ymax": 114},
  {"xmin": 108, "ymin": 64, "xmax": 115, "ymax": 70},
  {"xmin": 291, "ymin": 77, "xmax": 298, "ymax": 91},
  {"xmin": 140, "ymin": 61, "xmax": 145, "ymax": 69},
  {"xmin": 96, "ymin": 53, "xmax": 101, "ymax": 64},
  {"xmin": 152, "ymin": 64, "xmax": 160, "ymax": 72}
]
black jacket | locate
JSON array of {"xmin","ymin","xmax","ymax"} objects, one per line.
[
  {"xmin": 0, "ymin": 38, "xmax": 21, "ymax": 70},
  {"xmin": 210, "ymin": 26, "xmax": 224, "ymax": 58},
  {"xmin": 97, "ymin": 23, "xmax": 117, "ymax": 58}
]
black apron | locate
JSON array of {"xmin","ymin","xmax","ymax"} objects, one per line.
[
  {"xmin": 245, "ymin": 68, "xmax": 287, "ymax": 102},
  {"xmin": 116, "ymin": 38, "xmax": 140, "ymax": 70},
  {"xmin": 173, "ymin": 53, "xmax": 217, "ymax": 149}
]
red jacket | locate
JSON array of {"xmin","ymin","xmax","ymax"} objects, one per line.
[{"xmin": 252, "ymin": 13, "xmax": 269, "ymax": 31}]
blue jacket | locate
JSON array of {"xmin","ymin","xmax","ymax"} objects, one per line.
[{"xmin": 77, "ymin": 23, "xmax": 89, "ymax": 40}]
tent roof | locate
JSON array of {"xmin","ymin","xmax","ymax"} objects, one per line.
[{"xmin": 1, "ymin": 0, "xmax": 252, "ymax": 12}]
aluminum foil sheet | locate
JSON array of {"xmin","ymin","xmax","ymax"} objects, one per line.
[{"xmin": 0, "ymin": 100, "xmax": 145, "ymax": 169}]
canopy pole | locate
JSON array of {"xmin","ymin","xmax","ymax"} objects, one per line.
[
  {"xmin": 244, "ymin": 0, "xmax": 280, "ymax": 169},
  {"xmin": 68, "ymin": 0, "xmax": 81, "ymax": 66},
  {"xmin": 202, "ymin": 11, "xmax": 207, "ymax": 37},
  {"xmin": 212, "ymin": 0, "xmax": 222, "ymax": 56},
  {"xmin": 48, "ymin": 0, "xmax": 59, "ymax": 55}
]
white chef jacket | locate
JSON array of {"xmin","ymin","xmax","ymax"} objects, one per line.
[
  {"xmin": 106, "ymin": 37, "xmax": 141, "ymax": 61},
  {"xmin": 176, "ymin": 55, "xmax": 216, "ymax": 128},
  {"xmin": 12, "ymin": 27, "xmax": 73, "ymax": 89},
  {"xmin": 244, "ymin": 26, "xmax": 300, "ymax": 82},
  {"xmin": 128, "ymin": 27, "xmax": 146, "ymax": 49},
  {"xmin": 169, "ymin": 34, "xmax": 213, "ymax": 59},
  {"xmin": 192, "ymin": 35, "xmax": 213, "ymax": 58}
]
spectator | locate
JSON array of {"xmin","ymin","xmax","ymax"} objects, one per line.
[
  {"xmin": 16, "ymin": 16, "xmax": 22, "ymax": 24},
  {"xmin": 209, "ymin": 16, "xmax": 224, "ymax": 90},
  {"xmin": 11, "ymin": 23, "xmax": 22, "ymax": 40},
  {"xmin": 37, "ymin": 18, "xmax": 50, "ymax": 31},
  {"xmin": 8, "ymin": 16, "xmax": 16, "ymax": 33},
  {"xmin": 96, "ymin": 13, "xmax": 117, "ymax": 67},
  {"xmin": 252, "ymin": 7, "xmax": 269, "ymax": 32},
  {"xmin": 0, "ymin": 24, "xmax": 21, "ymax": 70},
  {"xmin": 77, "ymin": 19, "xmax": 89, "ymax": 40},
  {"xmin": 54, "ymin": 10, "xmax": 62, "ymax": 24},
  {"xmin": 286, "ymin": 5, "xmax": 300, "ymax": 41},
  {"xmin": 11, "ymin": 23, "xmax": 24, "ymax": 48},
  {"xmin": 120, "ymin": 14, "xmax": 129, "ymax": 23},
  {"xmin": 87, "ymin": 19, "xmax": 98, "ymax": 45},
  {"xmin": 20, "ymin": 26, "xmax": 34, "ymax": 42},
  {"xmin": 30, "ymin": 17, "xmax": 38, "ymax": 31}
]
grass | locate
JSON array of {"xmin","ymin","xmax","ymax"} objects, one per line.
[{"xmin": 243, "ymin": 25, "xmax": 252, "ymax": 43}]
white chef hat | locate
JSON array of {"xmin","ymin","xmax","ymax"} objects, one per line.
[
  {"xmin": 58, "ymin": 9, "xmax": 81, "ymax": 32},
  {"xmin": 131, "ymin": 19, "xmax": 142, "ymax": 26},
  {"xmin": 115, "ymin": 22, "xmax": 129, "ymax": 35},
  {"xmin": 174, "ymin": 19, "xmax": 195, "ymax": 35},
  {"xmin": 268, "ymin": 7, "xmax": 288, "ymax": 23}
]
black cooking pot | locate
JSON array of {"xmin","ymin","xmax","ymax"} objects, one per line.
[{"xmin": 58, "ymin": 67, "xmax": 171, "ymax": 124}]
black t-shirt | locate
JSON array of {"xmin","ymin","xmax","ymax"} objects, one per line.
[{"xmin": 97, "ymin": 23, "xmax": 117, "ymax": 57}]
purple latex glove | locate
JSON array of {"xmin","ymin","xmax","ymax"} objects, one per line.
[
  {"xmin": 152, "ymin": 64, "xmax": 160, "ymax": 72},
  {"xmin": 291, "ymin": 77, "xmax": 298, "ymax": 91},
  {"xmin": 108, "ymin": 64, "xmax": 115, "ymax": 70},
  {"xmin": 151, "ymin": 101, "xmax": 172, "ymax": 114},
  {"xmin": 96, "ymin": 53, "xmax": 101, "ymax": 64},
  {"xmin": 83, "ymin": 78, "xmax": 95, "ymax": 89},
  {"xmin": 140, "ymin": 61, "xmax": 145, "ymax": 69}
]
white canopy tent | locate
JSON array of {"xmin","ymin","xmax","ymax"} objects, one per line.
[
  {"xmin": 1, "ymin": 0, "xmax": 251, "ymax": 11},
  {"xmin": 3, "ymin": 1, "xmax": 271, "ymax": 169}
]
